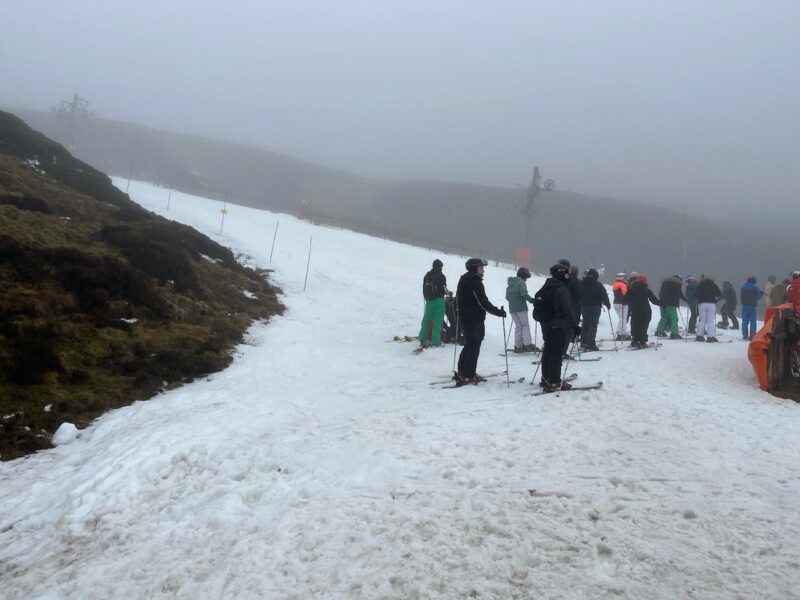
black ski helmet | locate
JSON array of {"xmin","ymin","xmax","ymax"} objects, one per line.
[
  {"xmin": 432, "ymin": 259, "xmax": 443, "ymax": 269},
  {"xmin": 517, "ymin": 267, "xmax": 531, "ymax": 279},
  {"xmin": 747, "ymin": 275, "xmax": 757, "ymax": 284},
  {"xmin": 550, "ymin": 263, "xmax": 569, "ymax": 281},
  {"xmin": 465, "ymin": 257, "xmax": 488, "ymax": 272},
  {"xmin": 557, "ymin": 258, "xmax": 571, "ymax": 267}
]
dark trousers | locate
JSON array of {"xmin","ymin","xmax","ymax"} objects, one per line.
[
  {"xmin": 630, "ymin": 309, "xmax": 651, "ymax": 345},
  {"xmin": 688, "ymin": 301, "xmax": 698, "ymax": 332},
  {"xmin": 541, "ymin": 324, "xmax": 566, "ymax": 384},
  {"xmin": 580, "ymin": 305, "xmax": 602, "ymax": 348},
  {"xmin": 719, "ymin": 303, "xmax": 739, "ymax": 328},
  {"xmin": 457, "ymin": 321, "xmax": 485, "ymax": 378}
]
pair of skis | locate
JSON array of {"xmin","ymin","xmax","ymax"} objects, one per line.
[{"xmin": 529, "ymin": 381, "xmax": 603, "ymax": 397}]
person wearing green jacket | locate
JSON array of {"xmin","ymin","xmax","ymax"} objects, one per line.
[{"xmin": 505, "ymin": 267, "xmax": 536, "ymax": 352}]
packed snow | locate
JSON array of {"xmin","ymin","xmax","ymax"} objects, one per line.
[{"xmin": 1, "ymin": 179, "xmax": 799, "ymax": 599}]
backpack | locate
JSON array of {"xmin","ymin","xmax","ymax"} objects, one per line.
[{"xmin": 532, "ymin": 283, "xmax": 556, "ymax": 323}]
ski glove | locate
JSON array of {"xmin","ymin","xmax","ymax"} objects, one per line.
[{"xmin": 499, "ymin": 307, "xmax": 507, "ymax": 318}]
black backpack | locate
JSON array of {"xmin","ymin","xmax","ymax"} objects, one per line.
[{"xmin": 532, "ymin": 283, "xmax": 556, "ymax": 323}]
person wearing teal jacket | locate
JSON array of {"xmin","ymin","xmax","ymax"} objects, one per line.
[{"xmin": 505, "ymin": 267, "xmax": 536, "ymax": 351}]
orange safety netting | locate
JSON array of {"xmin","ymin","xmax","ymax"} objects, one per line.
[{"xmin": 747, "ymin": 303, "xmax": 792, "ymax": 390}]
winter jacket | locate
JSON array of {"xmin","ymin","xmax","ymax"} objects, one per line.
[
  {"xmin": 567, "ymin": 275, "xmax": 582, "ymax": 317},
  {"xmin": 537, "ymin": 277, "xmax": 578, "ymax": 331},
  {"xmin": 422, "ymin": 267, "xmax": 447, "ymax": 301},
  {"xmin": 626, "ymin": 281, "xmax": 661, "ymax": 317},
  {"xmin": 685, "ymin": 280, "xmax": 698, "ymax": 303},
  {"xmin": 788, "ymin": 279, "xmax": 800, "ymax": 308},
  {"xmin": 770, "ymin": 282, "xmax": 788, "ymax": 306},
  {"xmin": 764, "ymin": 281, "xmax": 775, "ymax": 301},
  {"xmin": 611, "ymin": 281, "xmax": 627, "ymax": 304},
  {"xmin": 721, "ymin": 281, "xmax": 737, "ymax": 309},
  {"xmin": 740, "ymin": 282, "xmax": 764, "ymax": 307},
  {"xmin": 695, "ymin": 278, "xmax": 722, "ymax": 304},
  {"xmin": 658, "ymin": 276, "xmax": 688, "ymax": 307},
  {"xmin": 505, "ymin": 276, "xmax": 533, "ymax": 313},
  {"xmin": 456, "ymin": 272, "xmax": 504, "ymax": 324},
  {"xmin": 580, "ymin": 270, "xmax": 611, "ymax": 309}
]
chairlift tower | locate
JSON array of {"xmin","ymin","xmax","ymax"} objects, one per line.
[
  {"xmin": 54, "ymin": 93, "xmax": 93, "ymax": 151},
  {"xmin": 519, "ymin": 166, "xmax": 555, "ymax": 257}
]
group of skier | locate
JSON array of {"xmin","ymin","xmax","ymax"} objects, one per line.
[{"xmin": 416, "ymin": 257, "xmax": 800, "ymax": 392}]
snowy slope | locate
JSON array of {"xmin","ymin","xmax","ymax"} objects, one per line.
[{"xmin": 1, "ymin": 180, "xmax": 799, "ymax": 600}]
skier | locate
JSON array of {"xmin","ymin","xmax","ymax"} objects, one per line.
[
  {"xmin": 611, "ymin": 273, "xmax": 629, "ymax": 340},
  {"xmin": 505, "ymin": 267, "xmax": 536, "ymax": 352},
  {"xmin": 718, "ymin": 281, "xmax": 739, "ymax": 330},
  {"xmin": 695, "ymin": 276, "xmax": 722, "ymax": 342},
  {"xmin": 533, "ymin": 263, "xmax": 579, "ymax": 390},
  {"xmin": 684, "ymin": 275, "xmax": 699, "ymax": 334},
  {"xmin": 788, "ymin": 271, "xmax": 800, "ymax": 314},
  {"xmin": 655, "ymin": 274, "xmax": 688, "ymax": 339},
  {"xmin": 626, "ymin": 274, "xmax": 661, "ymax": 349},
  {"xmin": 770, "ymin": 278, "xmax": 789, "ymax": 307},
  {"xmin": 740, "ymin": 276, "xmax": 764, "ymax": 340},
  {"xmin": 418, "ymin": 259, "xmax": 448, "ymax": 348},
  {"xmin": 455, "ymin": 258, "xmax": 506, "ymax": 384},
  {"xmin": 764, "ymin": 275, "xmax": 777, "ymax": 306},
  {"xmin": 579, "ymin": 268, "xmax": 611, "ymax": 351}
]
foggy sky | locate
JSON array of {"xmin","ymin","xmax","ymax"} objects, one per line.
[{"xmin": 2, "ymin": 0, "xmax": 798, "ymax": 217}]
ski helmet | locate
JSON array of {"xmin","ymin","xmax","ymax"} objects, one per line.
[
  {"xmin": 550, "ymin": 263, "xmax": 569, "ymax": 280},
  {"xmin": 768, "ymin": 275, "xmax": 776, "ymax": 283},
  {"xmin": 517, "ymin": 267, "xmax": 531, "ymax": 279},
  {"xmin": 465, "ymin": 257, "xmax": 488, "ymax": 272},
  {"xmin": 616, "ymin": 272, "xmax": 627, "ymax": 280},
  {"xmin": 792, "ymin": 270, "xmax": 800, "ymax": 279},
  {"xmin": 586, "ymin": 268, "xmax": 598, "ymax": 279},
  {"xmin": 557, "ymin": 258, "xmax": 571, "ymax": 267},
  {"xmin": 747, "ymin": 276, "xmax": 757, "ymax": 284},
  {"xmin": 432, "ymin": 259, "xmax": 443, "ymax": 269},
  {"xmin": 636, "ymin": 274, "xmax": 648, "ymax": 283}
]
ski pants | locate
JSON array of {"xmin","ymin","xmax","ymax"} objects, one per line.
[
  {"xmin": 511, "ymin": 311, "xmax": 532, "ymax": 348},
  {"xmin": 541, "ymin": 324, "xmax": 566, "ymax": 385},
  {"xmin": 688, "ymin": 301, "xmax": 698, "ymax": 333},
  {"xmin": 697, "ymin": 303, "xmax": 717, "ymax": 337},
  {"xmin": 719, "ymin": 302, "xmax": 738, "ymax": 328},
  {"xmin": 742, "ymin": 305, "xmax": 757, "ymax": 339},
  {"xmin": 418, "ymin": 297, "xmax": 445, "ymax": 345},
  {"xmin": 614, "ymin": 303, "xmax": 628, "ymax": 335},
  {"xmin": 458, "ymin": 320, "xmax": 484, "ymax": 378},
  {"xmin": 656, "ymin": 306, "xmax": 680, "ymax": 336},
  {"xmin": 630, "ymin": 309, "xmax": 651, "ymax": 346},
  {"xmin": 580, "ymin": 305, "xmax": 602, "ymax": 348}
]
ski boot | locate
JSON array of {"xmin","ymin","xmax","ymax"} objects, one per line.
[
  {"xmin": 669, "ymin": 334, "xmax": 683, "ymax": 340},
  {"xmin": 706, "ymin": 337, "xmax": 719, "ymax": 343}
]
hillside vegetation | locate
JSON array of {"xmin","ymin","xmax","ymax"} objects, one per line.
[{"xmin": 0, "ymin": 111, "xmax": 283, "ymax": 459}]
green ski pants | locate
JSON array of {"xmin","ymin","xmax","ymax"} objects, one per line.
[
  {"xmin": 656, "ymin": 306, "xmax": 680, "ymax": 336},
  {"xmin": 418, "ymin": 297, "xmax": 446, "ymax": 345}
]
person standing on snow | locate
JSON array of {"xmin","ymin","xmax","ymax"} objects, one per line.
[
  {"xmin": 418, "ymin": 259, "xmax": 448, "ymax": 348},
  {"xmin": 612, "ymin": 273, "xmax": 629, "ymax": 340},
  {"xmin": 655, "ymin": 275, "xmax": 688, "ymax": 339},
  {"xmin": 718, "ymin": 281, "xmax": 739, "ymax": 330},
  {"xmin": 764, "ymin": 275, "xmax": 777, "ymax": 307},
  {"xmin": 455, "ymin": 258, "xmax": 506, "ymax": 384},
  {"xmin": 505, "ymin": 267, "xmax": 536, "ymax": 352},
  {"xmin": 626, "ymin": 274, "xmax": 661, "ymax": 349},
  {"xmin": 533, "ymin": 263, "xmax": 579, "ymax": 390},
  {"xmin": 579, "ymin": 268, "xmax": 611, "ymax": 351},
  {"xmin": 695, "ymin": 276, "xmax": 722, "ymax": 342},
  {"xmin": 787, "ymin": 271, "xmax": 800, "ymax": 314},
  {"xmin": 684, "ymin": 275, "xmax": 699, "ymax": 334},
  {"xmin": 770, "ymin": 278, "xmax": 789, "ymax": 307},
  {"xmin": 740, "ymin": 276, "xmax": 764, "ymax": 340}
]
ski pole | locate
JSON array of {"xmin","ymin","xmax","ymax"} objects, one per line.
[
  {"xmin": 534, "ymin": 320, "xmax": 539, "ymax": 352},
  {"xmin": 502, "ymin": 313, "xmax": 510, "ymax": 388},
  {"xmin": 452, "ymin": 311, "xmax": 460, "ymax": 374},
  {"xmin": 606, "ymin": 307, "xmax": 618, "ymax": 351},
  {"xmin": 505, "ymin": 317, "xmax": 514, "ymax": 349}
]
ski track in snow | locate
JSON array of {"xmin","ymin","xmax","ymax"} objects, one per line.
[{"xmin": 1, "ymin": 179, "xmax": 799, "ymax": 600}]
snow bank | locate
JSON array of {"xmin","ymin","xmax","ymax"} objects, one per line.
[{"xmin": 51, "ymin": 423, "xmax": 78, "ymax": 446}]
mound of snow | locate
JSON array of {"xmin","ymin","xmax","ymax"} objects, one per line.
[{"xmin": 51, "ymin": 422, "xmax": 78, "ymax": 446}]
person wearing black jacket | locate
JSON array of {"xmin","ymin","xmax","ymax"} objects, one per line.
[
  {"xmin": 654, "ymin": 275, "xmax": 688, "ymax": 339},
  {"xmin": 563, "ymin": 265, "xmax": 582, "ymax": 357},
  {"xmin": 536, "ymin": 263, "xmax": 579, "ymax": 390},
  {"xmin": 418, "ymin": 259, "xmax": 448, "ymax": 347},
  {"xmin": 717, "ymin": 281, "xmax": 739, "ymax": 330},
  {"xmin": 626, "ymin": 275, "xmax": 661, "ymax": 348},
  {"xmin": 579, "ymin": 268, "xmax": 610, "ymax": 351},
  {"xmin": 455, "ymin": 258, "xmax": 506, "ymax": 383},
  {"xmin": 695, "ymin": 276, "xmax": 722, "ymax": 342}
]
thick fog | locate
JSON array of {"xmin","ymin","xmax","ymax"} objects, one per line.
[{"xmin": 1, "ymin": 0, "xmax": 798, "ymax": 221}]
